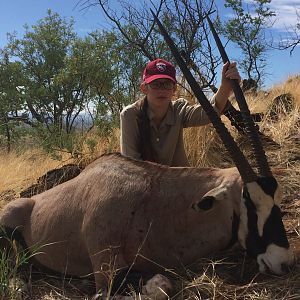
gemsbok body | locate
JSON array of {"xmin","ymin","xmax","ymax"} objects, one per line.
[{"xmin": 0, "ymin": 11, "xmax": 294, "ymax": 299}]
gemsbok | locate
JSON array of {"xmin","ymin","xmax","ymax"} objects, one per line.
[{"xmin": 0, "ymin": 12, "xmax": 294, "ymax": 299}]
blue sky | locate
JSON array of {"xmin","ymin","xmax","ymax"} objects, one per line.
[{"xmin": 0, "ymin": 0, "xmax": 299, "ymax": 88}]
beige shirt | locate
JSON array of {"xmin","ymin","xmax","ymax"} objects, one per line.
[{"xmin": 120, "ymin": 97, "xmax": 220, "ymax": 166}]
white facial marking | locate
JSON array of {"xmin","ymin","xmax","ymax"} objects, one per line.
[
  {"xmin": 274, "ymin": 183, "xmax": 283, "ymax": 206},
  {"xmin": 246, "ymin": 181, "xmax": 277, "ymax": 237},
  {"xmin": 202, "ymin": 185, "xmax": 228, "ymax": 202},
  {"xmin": 257, "ymin": 244, "xmax": 294, "ymax": 275}
]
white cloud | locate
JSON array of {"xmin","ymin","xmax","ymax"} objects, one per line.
[
  {"xmin": 231, "ymin": 0, "xmax": 299, "ymax": 31},
  {"xmin": 223, "ymin": 0, "xmax": 299, "ymax": 32},
  {"xmin": 265, "ymin": 0, "xmax": 299, "ymax": 31}
]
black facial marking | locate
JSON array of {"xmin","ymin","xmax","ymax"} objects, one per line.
[
  {"xmin": 242, "ymin": 180, "xmax": 289, "ymax": 258},
  {"xmin": 263, "ymin": 205, "xmax": 290, "ymax": 248},
  {"xmin": 256, "ymin": 176, "xmax": 278, "ymax": 198},
  {"xmin": 243, "ymin": 186, "xmax": 266, "ymax": 257},
  {"xmin": 196, "ymin": 196, "xmax": 215, "ymax": 211}
]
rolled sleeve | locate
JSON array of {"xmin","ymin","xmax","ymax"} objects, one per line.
[{"xmin": 120, "ymin": 106, "xmax": 141, "ymax": 160}]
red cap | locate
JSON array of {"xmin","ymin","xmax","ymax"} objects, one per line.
[{"xmin": 143, "ymin": 58, "xmax": 176, "ymax": 83}]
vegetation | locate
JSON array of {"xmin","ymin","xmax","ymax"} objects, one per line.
[
  {"xmin": 222, "ymin": 0, "xmax": 275, "ymax": 86},
  {"xmin": 0, "ymin": 10, "xmax": 145, "ymax": 157},
  {"xmin": 277, "ymin": 10, "xmax": 300, "ymax": 55},
  {"xmin": 0, "ymin": 230, "xmax": 41, "ymax": 300}
]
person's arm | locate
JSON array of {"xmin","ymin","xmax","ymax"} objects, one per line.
[
  {"xmin": 120, "ymin": 106, "xmax": 142, "ymax": 160},
  {"xmin": 179, "ymin": 61, "xmax": 241, "ymax": 127}
]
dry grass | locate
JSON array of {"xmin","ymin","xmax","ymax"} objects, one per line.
[
  {"xmin": 0, "ymin": 150, "xmax": 71, "ymax": 192},
  {"xmin": 170, "ymin": 248, "xmax": 300, "ymax": 299},
  {"xmin": 0, "ymin": 150, "xmax": 73, "ymax": 210},
  {"xmin": 0, "ymin": 128, "xmax": 121, "ymax": 209},
  {"xmin": 0, "ymin": 75, "xmax": 300, "ymax": 299}
]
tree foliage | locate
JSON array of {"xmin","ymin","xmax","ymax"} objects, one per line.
[
  {"xmin": 92, "ymin": 0, "xmax": 221, "ymax": 93},
  {"xmin": 0, "ymin": 1, "xmax": 287, "ymax": 153},
  {"xmin": 222, "ymin": 0, "xmax": 275, "ymax": 85},
  {"xmin": 0, "ymin": 9, "xmax": 145, "ymax": 153},
  {"xmin": 0, "ymin": 52, "xmax": 27, "ymax": 152},
  {"xmin": 7, "ymin": 10, "xmax": 81, "ymax": 133},
  {"xmin": 87, "ymin": 29, "xmax": 145, "ymax": 127}
]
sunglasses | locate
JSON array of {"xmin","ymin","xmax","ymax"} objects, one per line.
[{"xmin": 147, "ymin": 81, "xmax": 175, "ymax": 90}]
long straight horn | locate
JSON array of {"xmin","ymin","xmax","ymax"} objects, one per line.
[
  {"xmin": 206, "ymin": 16, "xmax": 272, "ymax": 178},
  {"xmin": 150, "ymin": 9, "xmax": 257, "ymax": 183}
]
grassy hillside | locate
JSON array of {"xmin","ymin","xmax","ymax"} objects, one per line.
[{"xmin": 0, "ymin": 75, "xmax": 299, "ymax": 299}]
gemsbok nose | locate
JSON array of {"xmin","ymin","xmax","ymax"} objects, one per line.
[{"xmin": 256, "ymin": 243, "xmax": 294, "ymax": 275}]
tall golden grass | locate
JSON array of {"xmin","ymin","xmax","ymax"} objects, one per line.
[
  {"xmin": 185, "ymin": 75, "xmax": 300, "ymax": 167},
  {"xmin": 0, "ymin": 128, "xmax": 121, "ymax": 205}
]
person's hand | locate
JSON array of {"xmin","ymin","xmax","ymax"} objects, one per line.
[
  {"xmin": 214, "ymin": 61, "xmax": 241, "ymax": 112},
  {"xmin": 220, "ymin": 61, "xmax": 241, "ymax": 94}
]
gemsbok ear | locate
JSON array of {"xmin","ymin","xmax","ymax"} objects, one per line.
[{"xmin": 192, "ymin": 186, "xmax": 228, "ymax": 212}]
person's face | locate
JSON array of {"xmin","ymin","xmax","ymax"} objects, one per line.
[{"xmin": 140, "ymin": 79, "xmax": 176, "ymax": 107}]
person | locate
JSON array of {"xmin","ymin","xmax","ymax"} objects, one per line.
[{"xmin": 120, "ymin": 58, "xmax": 241, "ymax": 166}]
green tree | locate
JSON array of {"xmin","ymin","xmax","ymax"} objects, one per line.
[
  {"xmin": 87, "ymin": 29, "xmax": 145, "ymax": 131},
  {"xmin": 0, "ymin": 52, "xmax": 26, "ymax": 152},
  {"xmin": 6, "ymin": 10, "xmax": 144, "ymax": 133},
  {"xmin": 223, "ymin": 0, "xmax": 276, "ymax": 85},
  {"xmin": 7, "ymin": 10, "xmax": 80, "ymax": 134}
]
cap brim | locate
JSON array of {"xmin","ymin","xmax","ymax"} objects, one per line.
[{"xmin": 144, "ymin": 74, "xmax": 176, "ymax": 84}]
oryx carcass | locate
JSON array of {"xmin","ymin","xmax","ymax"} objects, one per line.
[{"xmin": 0, "ymin": 13, "xmax": 294, "ymax": 299}]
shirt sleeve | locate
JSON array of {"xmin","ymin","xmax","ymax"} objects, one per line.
[
  {"xmin": 176, "ymin": 96, "xmax": 222, "ymax": 128},
  {"xmin": 120, "ymin": 106, "xmax": 142, "ymax": 160}
]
